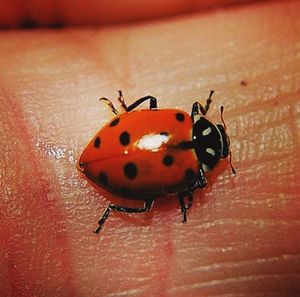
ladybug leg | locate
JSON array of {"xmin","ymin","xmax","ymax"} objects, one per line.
[
  {"xmin": 178, "ymin": 191, "xmax": 194, "ymax": 222},
  {"xmin": 178, "ymin": 192, "xmax": 188, "ymax": 222},
  {"xmin": 94, "ymin": 199, "xmax": 154, "ymax": 234},
  {"xmin": 186, "ymin": 193, "xmax": 193, "ymax": 210},
  {"xmin": 126, "ymin": 95, "xmax": 158, "ymax": 111},
  {"xmin": 99, "ymin": 97, "xmax": 119, "ymax": 116},
  {"xmin": 191, "ymin": 90, "xmax": 214, "ymax": 120},
  {"xmin": 203, "ymin": 90, "xmax": 214, "ymax": 114},
  {"xmin": 177, "ymin": 170, "xmax": 207, "ymax": 222},
  {"xmin": 197, "ymin": 168, "xmax": 207, "ymax": 188},
  {"xmin": 118, "ymin": 90, "xmax": 127, "ymax": 111}
]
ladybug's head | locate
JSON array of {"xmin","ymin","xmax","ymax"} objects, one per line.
[{"xmin": 192, "ymin": 107, "xmax": 235, "ymax": 174}]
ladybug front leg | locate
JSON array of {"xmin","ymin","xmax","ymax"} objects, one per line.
[
  {"xmin": 126, "ymin": 95, "xmax": 158, "ymax": 111},
  {"xmin": 191, "ymin": 90, "xmax": 214, "ymax": 121},
  {"xmin": 94, "ymin": 199, "xmax": 154, "ymax": 234}
]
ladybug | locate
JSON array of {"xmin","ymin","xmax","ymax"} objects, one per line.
[{"xmin": 78, "ymin": 90, "xmax": 236, "ymax": 234}]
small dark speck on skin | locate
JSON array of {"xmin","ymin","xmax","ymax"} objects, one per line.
[{"xmin": 240, "ymin": 80, "xmax": 248, "ymax": 86}]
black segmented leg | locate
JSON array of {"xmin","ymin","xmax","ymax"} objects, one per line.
[
  {"xmin": 126, "ymin": 95, "xmax": 158, "ymax": 111},
  {"xmin": 191, "ymin": 90, "xmax": 214, "ymax": 121},
  {"xmin": 182, "ymin": 192, "xmax": 194, "ymax": 210},
  {"xmin": 118, "ymin": 90, "xmax": 127, "ymax": 111},
  {"xmin": 94, "ymin": 199, "xmax": 154, "ymax": 234},
  {"xmin": 99, "ymin": 97, "xmax": 119, "ymax": 116},
  {"xmin": 186, "ymin": 193, "xmax": 193, "ymax": 210},
  {"xmin": 203, "ymin": 90, "xmax": 214, "ymax": 114},
  {"xmin": 178, "ymin": 190, "xmax": 195, "ymax": 222},
  {"xmin": 177, "ymin": 169, "xmax": 207, "ymax": 222},
  {"xmin": 178, "ymin": 191, "xmax": 190, "ymax": 222},
  {"xmin": 197, "ymin": 168, "xmax": 207, "ymax": 188}
]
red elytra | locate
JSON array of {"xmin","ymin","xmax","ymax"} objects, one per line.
[{"xmin": 78, "ymin": 91, "xmax": 235, "ymax": 234}]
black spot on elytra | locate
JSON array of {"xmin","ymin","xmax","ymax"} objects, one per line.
[
  {"xmin": 124, "ymin": 162, "xmax": 137, "ymax": 179},
  {"xmin": 109, "ymin": 117, "xmax": 120, "ymax": 127},
  {"xmin": 185, "ymin": 169, "xmax": 196, "ymax": 181},
  {"xmin": 119, "ymin": 131, "xmax": 130, "ymax": 146},
  {"xmin": 98, "ymin": 172, "xmax": 108, "ymax": 186},
  {"xmin": 176, "ymin": 112, "xmax": 185, "ymax": 122},
  {"xmin": 163, "ymin": 155, "xmax": 174, "ymax": 166},
  {"xmin": 94, "ymin": 136, "xmax": 101, "ymax": 148},
  {"xmin": 120, "ymin": 187, "xmax": 132, "ymax": 198}
]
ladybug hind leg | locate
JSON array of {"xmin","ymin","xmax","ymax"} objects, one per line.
[{"xmin": 94, "ymin": 199, "xmax": 154, "ymax": 234}]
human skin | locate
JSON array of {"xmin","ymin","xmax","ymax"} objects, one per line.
[{"xmin": 1, "ymin": 0, "xmax": 300, "ymax": 296}]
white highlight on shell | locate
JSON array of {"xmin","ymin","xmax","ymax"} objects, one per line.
[
  {"xmin": 136, "ymin": 133, "xmax": 169, "ymax": 152},
  {"xmin": 206, "ymin": 148, "xmax": 215, "ymax": 156},
  {"xmin": 202, "ymin": 127, "xmax": 212, "ymax": 136}
]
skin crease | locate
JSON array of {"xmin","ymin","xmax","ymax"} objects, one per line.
[{"xmin": 0, "ymin": 0, "xmax": 300, "ymax": 296}]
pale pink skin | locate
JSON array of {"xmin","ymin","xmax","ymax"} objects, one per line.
[{"xmin": 1, "ymin": 1, "xmax": 300, "ymax": 296}]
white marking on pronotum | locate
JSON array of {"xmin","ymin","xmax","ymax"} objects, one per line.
[
  {"xmin": 202, "ymin": 163, "xmax": 210, "ymax": 172},
  {"xmin": 202, "ymin": 127, "xmax": 212, "ymax": 136},
  {"xmin": 193, "ymin": 114, "xmax": 201, "ymax": 122},
  {"xmin": 206, "ymin": 148, "xmax": 215, "ymax": 156}
]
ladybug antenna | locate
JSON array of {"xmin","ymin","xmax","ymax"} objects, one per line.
[
  {"xmin": 220, "ymin": 106, "xmax": 236, "ymax": 175},
  {"xmin": 220, "ymin": 106, "xmax": 227, "ymax": 130},
  {"xmin": 229, "ymin": 151, "xmax": 236, "ymax": 175}
]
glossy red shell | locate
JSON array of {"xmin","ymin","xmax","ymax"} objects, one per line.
[{"xmin": 78, "ymin": 109, "xmax": 199, "ymax": 199}]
